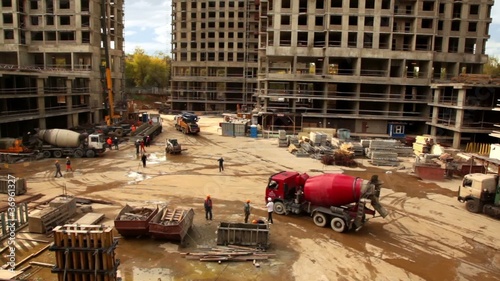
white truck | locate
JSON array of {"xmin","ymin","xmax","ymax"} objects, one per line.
[{"xmin": 458, "ymin": 173, "xmax": 500, "ymax": 218}]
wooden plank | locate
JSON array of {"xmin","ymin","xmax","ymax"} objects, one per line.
[
  {"xmin": 71, "ymin": 232, "xmax": 81, "ymax": 281},
  {"xmin": 15, "ymin": 237, "xmax": 50, "ymax": 243},
  {"xmin": 160, "ymin": 209, "xmax": 169, "ymax": 221},
  {"xmin": 87, "ymin": 232, "xmax": 95, "ymax": 281},
  {"xmin": 29, "ymin": 261, "xmax": 55, "ymax": 267}
]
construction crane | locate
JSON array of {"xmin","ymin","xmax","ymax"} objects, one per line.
[{"xmin": 100, "ymin": 0, "xmax": 118, "ymax": 126}]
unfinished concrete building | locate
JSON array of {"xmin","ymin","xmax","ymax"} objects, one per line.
[
  {"xmin": 429, "ymin": 81, "xmax": 500, "ymax": 148},
  {"xmin": 170, "ymin": 0, "xmax": 259, "ymax": 112},
  {"xmin": 254, "ymin": 0, "xmax": 493, "ymax": 138},
  {"xmin": 490, "ymin": 97, "xmax": 500, "ymax": 139},
  {"xmin": 0, "ymin": 0, "xmax": 124, "ymax": 137}
]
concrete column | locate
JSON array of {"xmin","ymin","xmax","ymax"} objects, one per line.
[
  {"xmin": 430, "ymin": 126, "xmax": 437, "ymax": 136},
  {"xmin": 66, "ymin": 79, "xmax": 73, "ymax": 109},
  {"xmin": 36, "ymin": 78, "xmax": 46, "ymax": 129},
  {"xmin": 433, "ymin": 88, "xmax": 441, "ymax": 104},
  {"xmin": 432, "ymin": 106, "xmax": 439, "ymax": 124},
  {"xmin": 452, "ymin": 131, "xmax": 461, "ymax": 149},
  {"xmin": 66, "ymin": 79, "xmax": 74, "ymax": 127},
  {"xmin": 457, "ymin": 88, "xmax": 466, "ymax": 106}
]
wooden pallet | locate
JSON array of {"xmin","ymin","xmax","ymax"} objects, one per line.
[{"xmin": 50, "ymin": 225, "xmax": 119, "ymax": 281}]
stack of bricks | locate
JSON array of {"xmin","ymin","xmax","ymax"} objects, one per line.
[{"xmin": 50, "ymin": 224, "xmax": 119, "ymax": 281}]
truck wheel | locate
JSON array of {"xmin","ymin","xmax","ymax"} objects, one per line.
[
  {"xmin": 465, "ymin": 199, "xmax": 484, "ymax": 213},
  {"xmin": 74, "ymin": 149, "xmax": 84, "ymax": 158},
  {"xmin": 42, "ymin": 151, "xmax": 51, "ymax": 159},
  {"xmin": 53, "ymin": 150, "xmax": 63, "ymax": 158},
  {"xmin": 273, "ymin": 202, "xmax": 286, "ymax": 215},
  {"xmin": 86, "ymin": 150, "xmax": 95, "ymax": 158},
  {"xmin": 313, "ymin": 212, "xmax": 327, "ymax": 227},
  {"xmin": 330, "ymin": 217, "xmax": 346, "ymax": 233}
]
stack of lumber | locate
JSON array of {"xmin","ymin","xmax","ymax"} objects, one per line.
[
  {"xmin": 181, "ymin": 245, "xmax": 275, "ymax": 263},
  {"xmin": 413, "ymin": 135, "xmax": 435, "ymax": 156},
  {"xmin": 118, "ymin": 207, "xmax": 154, "ymax": 221}
]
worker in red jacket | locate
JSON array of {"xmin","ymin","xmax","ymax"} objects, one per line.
[
  {"xmin": 106, "ymin": 137, "xmax": 113, "ymax": 149},
  {"xmin": 204, "ymin": 195, "xmax": 213, "ymax": 221}
]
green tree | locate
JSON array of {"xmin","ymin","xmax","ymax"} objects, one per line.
[
  {"xmin": 483, "ymin": 56, "xmax": 500, "ymax": 77},
  {"xmin": 125, "ymin": 48, "xmax": 170, "ymax": 88}
]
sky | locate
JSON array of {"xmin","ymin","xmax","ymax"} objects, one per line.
[{"xmin": 124, "ymin": 0, "xmax": 500, "ymax": 57}]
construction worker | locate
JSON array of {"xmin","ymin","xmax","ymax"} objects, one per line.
[
  {"xmin": 54, "ymin": 160, "xmax": 63, "ymax": 178},
  {"xmin": 204, "ymin": 195, "xmax": 213, "ymax": 221},
  {"xmin": 244, "ymin": 200, "xmax": 251, "ymax": 223},
  {"xmin": 140, "ymin": 140, "xmax": 146, "ymax": 153},
  {"xmin": 266, "ymin": 197, "xmax": 274, "ymax": 224},
  {"xmin": 113, "ymin": 137, "xmax": 119, "ymax": 150},
  {"xmin": 252, "ymin": 219, "xmax": 266, "ymax": 224},
  {"xmin": 65, "ymin": 157, "xmax": 73, "ymax": 172},
  {"xmin": 131, "ymin": 124, "xmax": 136, "ymax": 133},
  {"xmin": 106, "ymin": 137, "xmax": 113, "ymax": 149},
  {"xmin": 218, "ymin": 157, "xmax": 224, "ymax": 172},
  {"xmin": 141, "ymin": 154, "xmax": 147, "ymax": 168},
  {"xmin": 135, "ymin": 140, "xmax": 140, "ymax": 154}
]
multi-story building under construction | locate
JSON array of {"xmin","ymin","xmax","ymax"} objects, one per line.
[
  {"xmin": 0, "ymin": 0, "xmax": 124, "ymax": 137},
  {"xmin": 171, "ymin": 0, "xmax": 496, "ymax": 147}
]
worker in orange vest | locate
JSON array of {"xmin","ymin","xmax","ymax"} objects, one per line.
[
  {"xmin": 131, "ymin": 124, "xmax": 136, "ymax": 133},
  {"xmin": 106, "ymin": 137, "xmax": 113, "ymax": 149}
]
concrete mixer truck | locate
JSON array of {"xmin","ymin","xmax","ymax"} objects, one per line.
[
  {"xmin": 265, "ymin": 171, "xmax": 388, "ymax": 233},
  {"xmin": 0, "ymin": 129, "xmax": 106, "ymax": 162},
  {"xmin": 29, "ymin": 129, "xmax": 107, "ymax": 158}
]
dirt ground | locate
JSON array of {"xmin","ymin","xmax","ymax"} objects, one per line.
[{"xmin": 1, "ymin": 114, "xmax": 499, "ymax": 281}]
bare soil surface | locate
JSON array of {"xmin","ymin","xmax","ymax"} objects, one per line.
[{"xmin": 1, "ymin": 114, "xmax": 499, "ymax": 281}]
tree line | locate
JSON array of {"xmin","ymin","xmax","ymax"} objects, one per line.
[{"xmin": 125, "ymin": 48, "xmax": 171, "ymax": 89}]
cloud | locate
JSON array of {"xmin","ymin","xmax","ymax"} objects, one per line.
[
  {"xmin": 124, "ymin": 0, "xmax": 500, "ymax": 57},
  {"xmin": 124, "ymin": 0, "xmax": 171, "ymax": 54}
]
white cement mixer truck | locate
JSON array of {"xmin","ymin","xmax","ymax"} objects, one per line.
[
  {"xmin": 0, "ymin": 129, "xmax": 106, "ymax": 162},
  {"xmin": 31, "ymin": 129, "xmax": 107, "ymax": 158}
]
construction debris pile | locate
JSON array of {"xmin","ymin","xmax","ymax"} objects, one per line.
[
  {"xmin": 118, "ymin": 207, "xmax": 154, "ymax": 221},
  {"xmin": 181, "ymin": 245, "xmax": 275, "ymax": 263},
  {"xmin": 450, "ymin": 73, "xmax": 500, "ymax": 85}
]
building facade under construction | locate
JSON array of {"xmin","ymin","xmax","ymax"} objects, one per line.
[
  {"xmin": 0, "ymin": 0, "xmax": 124, "ymax": 137},
  {"xmin": 170, "ymin": 0, "xmax": 496, "ymax": 147}
]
